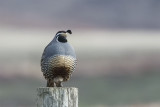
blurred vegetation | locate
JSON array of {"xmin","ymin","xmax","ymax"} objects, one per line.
[{"xmin": 0, "ymin": 72, "xmax": 160, "ymax": 107}]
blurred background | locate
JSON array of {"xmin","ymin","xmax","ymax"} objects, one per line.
[{"xmin": 1, "ymin": 0, "xmax": 160, "ymax": 107}]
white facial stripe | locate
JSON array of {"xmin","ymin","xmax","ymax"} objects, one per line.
[
  {"xmin": 56, "ymin": 32, "xmax": 66, "ymax": 36},
  {"xmin": 56, "ymin": 36, "xmax": 59, "ymax": 42}
]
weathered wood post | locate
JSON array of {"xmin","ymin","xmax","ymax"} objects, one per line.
[{"xmin": 37, "ymin": 87, "xmax": 78, "ymax": 107}]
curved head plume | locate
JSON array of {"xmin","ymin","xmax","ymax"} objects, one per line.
[{"xmin": 66, "ymin": 30, "xmax": 72, "ymax": 34}]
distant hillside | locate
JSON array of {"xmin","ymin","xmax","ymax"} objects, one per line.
[{"xmin": 0, "ymin": 0, "xmax": 160, "ymax": 29}]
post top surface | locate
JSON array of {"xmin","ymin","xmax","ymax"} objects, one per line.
[
  {"xmin": 38, "ymin": 87, "xmax": 77, "ymax": 89},
  {"xmin": 37, "ymin": 87, "xmax": 78, "ymax": 90}
]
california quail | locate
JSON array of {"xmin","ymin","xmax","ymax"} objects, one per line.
[{"xmin": 41, "ymin": 30, "xmax": 77, "ymax": 87}]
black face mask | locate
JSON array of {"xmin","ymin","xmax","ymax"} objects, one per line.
[{"xmin": 57, "ymin": 35, "xmax": 67, "ymax": 43}]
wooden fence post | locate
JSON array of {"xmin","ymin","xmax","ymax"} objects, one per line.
[{"xmin": 36, "ymin": 87, "xmax": 78, "ymax": 107}]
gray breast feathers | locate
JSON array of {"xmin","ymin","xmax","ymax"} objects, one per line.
[{"xmin": 41, "ymin": 42, "xmax": 76, "ymax": 63}]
